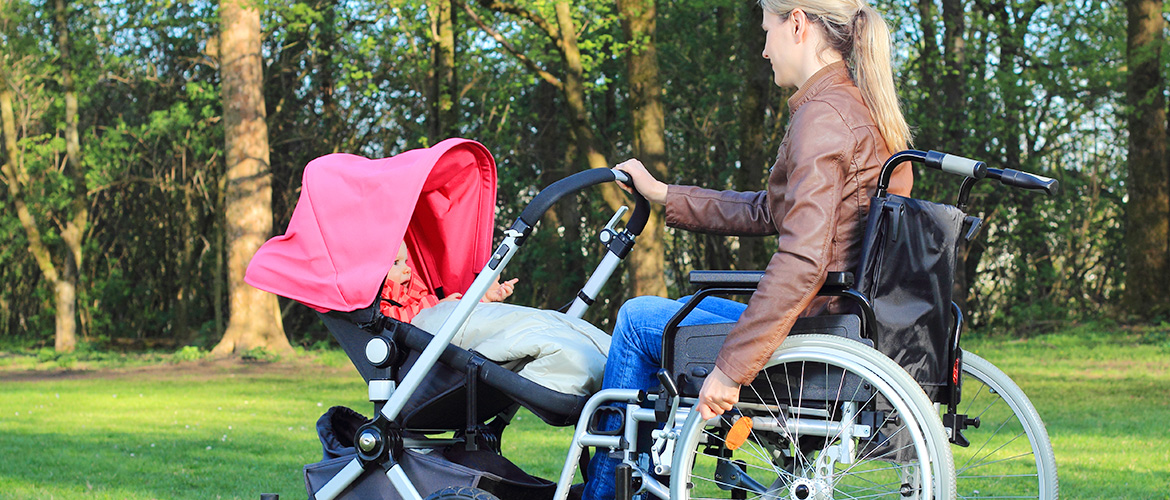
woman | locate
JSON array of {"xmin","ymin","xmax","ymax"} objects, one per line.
[{"xmin": 584, "ymin": 0, "xmax": 914, "ymax": 498}]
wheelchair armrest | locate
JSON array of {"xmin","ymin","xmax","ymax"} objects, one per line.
[
  {"xmin": 689, "ymin": 270, "xmax": 854, "ymax": 291},
  {"xmin": 824, "ymin": 271, "xmax": 855, "ymax": 289},
  {"xmin": 688, "ymin": 270, "xmax": 764, "ymax": 288}
]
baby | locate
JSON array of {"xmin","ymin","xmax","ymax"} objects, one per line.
[
  {"xmin": 379, "ymin": 242, "xmax": 610, "ymax": 397},
  {"xmin": 379, "ymin": 243, "xmax": 518, "ymax": 322}
]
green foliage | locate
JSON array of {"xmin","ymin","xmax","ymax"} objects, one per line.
[
  {"xmin": 172, "ymin": 345, "xmax": 207, "ymax": 362},
  {"xmin": 240, "ymin": 346, "xmax": 281, "ymax": 363},
  {"xmin": 0, "ymin": 0, "xmax": 1151, "ymax": 349}
]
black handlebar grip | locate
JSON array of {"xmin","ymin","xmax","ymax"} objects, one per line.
[
  {"xmin": 519, "ymin": 169, "xmax": 619, "ymax": 226},
  {"xmin": 518, "ymin": 168, "xmax": 651, "ymax": 234},
  {"xmin": 999, "ymin": 168, "xmax": 1060, "ymax": 196},
  {"xmin": 613, "ymin": 170, "xmax": 651, "ymax": 236}
]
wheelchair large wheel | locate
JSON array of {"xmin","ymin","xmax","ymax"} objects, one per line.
[
  {"xmin": 671, "ymin": 334, "xmax": 955, "ymax": 500},
  {"xmin": 950, "ymin": 351, "xmax": 1058, "ymax": 499}
]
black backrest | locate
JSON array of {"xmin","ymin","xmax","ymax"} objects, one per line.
[{"xmin": 855, "ymin": 194, "xmax": 968, "ymax": 401}]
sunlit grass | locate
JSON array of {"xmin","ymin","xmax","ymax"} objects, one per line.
[{"xmin": 1, "ymin": 325, "xmax": 1167, "ymax": 499}]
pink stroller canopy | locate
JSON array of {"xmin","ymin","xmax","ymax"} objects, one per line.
[{"xmin": 246, "ymin": 138, "xmax": 497, "ymax": 313}]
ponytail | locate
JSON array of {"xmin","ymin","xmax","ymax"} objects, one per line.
[
  {"xmin": 850, "ymin": 5, "xmax": 911, "ymax": 152},
  {"xmin": 757, "ymin": 0, "xmax": 912, "ymax": 152}
]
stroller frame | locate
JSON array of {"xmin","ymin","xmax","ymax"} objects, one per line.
[{"xmin": 298, "ymin": 151, "xmax": 1059, "ymax": 500}]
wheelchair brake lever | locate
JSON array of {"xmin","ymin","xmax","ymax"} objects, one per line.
[{"xmin": 656, "ymin": 369, "xmax": 679, "ymax": 399}]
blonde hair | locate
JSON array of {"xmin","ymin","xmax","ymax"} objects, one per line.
[{"xmin": 759, "ymin": 0, "xmax": 912, "ymax": 152}]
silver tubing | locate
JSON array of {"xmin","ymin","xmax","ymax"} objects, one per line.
[
  {"xmin": 628, "ymin": 405, "xmax": 694, "ymax": 425},
  {"xmin": 566, "ymin": 252, "xmax": 624, "ymax": 318},
  {"xmin": 380, "ymin": 236, "xmax": 518, "ymax": 422},
  {"xmin": 642, "ymin": 475, "xmax": 670, "ymax": 500},
  {"xmin": 554, "ymin": 389, "xmax": 644, "ymax": 500},
  {"xmin": 386, "ymin": 462, "xmax": 424, "ymax": 500},
  {"xmin": 748, "ymin": 414, "xmax": 873, "ymax": 439},
  {"xmin": 314, "ymin": 458, "xmax": 364, "ymax": 500}
]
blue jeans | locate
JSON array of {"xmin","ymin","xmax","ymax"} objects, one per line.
[{"xmin": 583, "ymin": 295, "xmax": 747, "ymax": 500}]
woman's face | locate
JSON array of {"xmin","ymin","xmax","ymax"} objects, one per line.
[{"xmin": 761, "ymin": 10, "xmax": 798, "ymax": 87}]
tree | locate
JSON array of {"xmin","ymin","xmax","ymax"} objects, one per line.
[
  {"xmin": 734, "ymin": 1, "xmax": 779, "ymax": 271},
  {"xmin": 50, "ymin": 0, "xmax": 88, "ymax": 353},
  {"xmin": 212, "ymin": 0, "xmax": 293, "ymax": 356},
  {"xmin": 619, "ymin": 0, "xmax": 668, "ymax": 297},
  {"xmin": 1123, "ymin": 0, "xmax": 1168, "ymax": 317},
  {"xmin": 464, "ymin": 1, "xmax": 665, "ymax": 294},
  {"xmin": 0, "ymin": 0, "xmax": 89, "ymax": 352},
  {"xmin": 429, "ymin": 0, "xmax": 460, "ymax": 140}
]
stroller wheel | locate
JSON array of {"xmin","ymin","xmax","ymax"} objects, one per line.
[{"xmin": 425, "ymin": 486, "xmax": 500, "ymax": 500}]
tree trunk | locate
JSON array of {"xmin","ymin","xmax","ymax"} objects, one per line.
[
  {"xmin": 52, "ymin": 0, "xmax": 86, "ymax": 352},
  {"xmin": 735, "ymin": 1, "xmax": 772, "ymax": 270},
  {"xmin": 1123, "ymin": 0, "xmax": 1168, "ymax": 317},
  {"xmin": 320, "ymin": 0, "xmax": 340, "ymax": 150},
  {"xmin": 940, "ymin": 0, "xmax": 966, "ymax": 153},
  {"xmin": 619, "ymin": 0, "xmax": 668, "ymax": 297},
  {"xmin": 915, "ymin": 0, "xmax": 939, "ymax": 150},
  {"xmin": 941, "ymin": 0, "xmax": 971, "ymax": 313},
  {"xmin": 2, "ymin": 83, "xmax": 72, "ymax": 350},
  {"xmin": 475, "ymin": 0, "xmax": 660, "ymax": 294},
  {"xmin": 429, "ymin": 0, "xmax": 459, "ymax": 140},
  {"xmin": 213, "ymin": 0, "xmax": 293, "ymax": 357}
]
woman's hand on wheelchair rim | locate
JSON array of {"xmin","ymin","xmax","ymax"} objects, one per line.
[{"xmin": 697, "ymin": 366, "xmax": 741, "ymax": 420}]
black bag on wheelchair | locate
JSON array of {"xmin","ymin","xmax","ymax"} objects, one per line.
[{"xmin": 855, "ymin": 193, "xmax": 969, "ymax": 401}]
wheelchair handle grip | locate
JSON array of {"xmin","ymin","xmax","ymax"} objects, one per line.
[
  {"xmin": 992, "ymin": 168, "xmax": 1060, "ymax": 196},
  {"xmin": 925, "ymin": 150, "xmax": 988, "ymax": 180},
  {"xmin": 877, "ymin": 150, "xmax": 987, "ymax": 198}
]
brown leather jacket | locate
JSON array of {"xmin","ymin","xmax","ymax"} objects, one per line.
[{"xmin": 664, "ymin": 62, "xmax": 913, "ymax": 385}]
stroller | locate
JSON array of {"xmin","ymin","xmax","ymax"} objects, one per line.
[{"xmin": 246, "ymin": 138, "xmax": 651, "ymax": 500}]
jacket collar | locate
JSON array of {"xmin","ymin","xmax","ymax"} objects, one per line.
[{"xmin": 787, "ymin": 60, "xmax": 850, "ymax": 114}]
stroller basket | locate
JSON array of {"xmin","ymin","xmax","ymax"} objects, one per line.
[{"xmin": 306, "ymin": 406, "xmax": 555, "ymax": 500}]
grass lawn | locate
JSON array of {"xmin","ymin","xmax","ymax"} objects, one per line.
[{"xmin": 1, "ymin": 326, "xmax": 1167, "ymax": 499}]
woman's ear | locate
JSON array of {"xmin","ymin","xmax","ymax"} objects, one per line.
[{"xmin": 789, "ymin": 8, "xmax": 808, "ymax": 42}]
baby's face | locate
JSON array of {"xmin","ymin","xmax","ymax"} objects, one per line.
[{"xmin": 385, "ymin": 244, "xmax": 412, "ymax": 285}]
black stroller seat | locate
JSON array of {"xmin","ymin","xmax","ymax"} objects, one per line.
[{"xmin": 319, "ymin": 305, "xmax": 591, "ymax": 430}]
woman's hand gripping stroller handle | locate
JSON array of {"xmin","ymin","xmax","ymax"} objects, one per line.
[{"xmin": 516, "ymin": 168, "xmax": 650, "ymax": 239}]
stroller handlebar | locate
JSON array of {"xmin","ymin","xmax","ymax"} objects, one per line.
[{"xmin": 517, "ymin": 168, "xmax": 650, "ymax": 238}]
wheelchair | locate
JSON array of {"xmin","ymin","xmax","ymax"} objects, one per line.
[
  {"xmin": 278, "ymin": 147, "xmax": 1056, "ymax": 500},
  {"xmin": 586, "ymin": 150, "xmax": 1059, "ymax": 500}
]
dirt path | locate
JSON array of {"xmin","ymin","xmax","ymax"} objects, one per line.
[{"xmin": 0, "ymin": 355, "xmax": 356, "ymax": 383}]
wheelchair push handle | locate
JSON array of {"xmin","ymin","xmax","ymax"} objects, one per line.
[
  {"xmin": 989, "ymin": 167, "xmax": 1060, "ymax": 196},
  {"xmin": 879, "ymin": 150, "xmax": 1060, "ymax": 203},
  {"xmin": 516, "ymin": 168, "xmax": 650, "ymax": 239},
  {"xmin": 877, "ymin": 150, "xmax": 987, "ymax": 197}
]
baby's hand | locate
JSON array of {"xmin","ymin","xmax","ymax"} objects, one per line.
[
  {"xmin": 439, "ymin": 292, "xmax": 463, "ymax": 304},
  {"xmin": 482, "ymin": 278, "xmax": 519, "ymax": 302}
]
